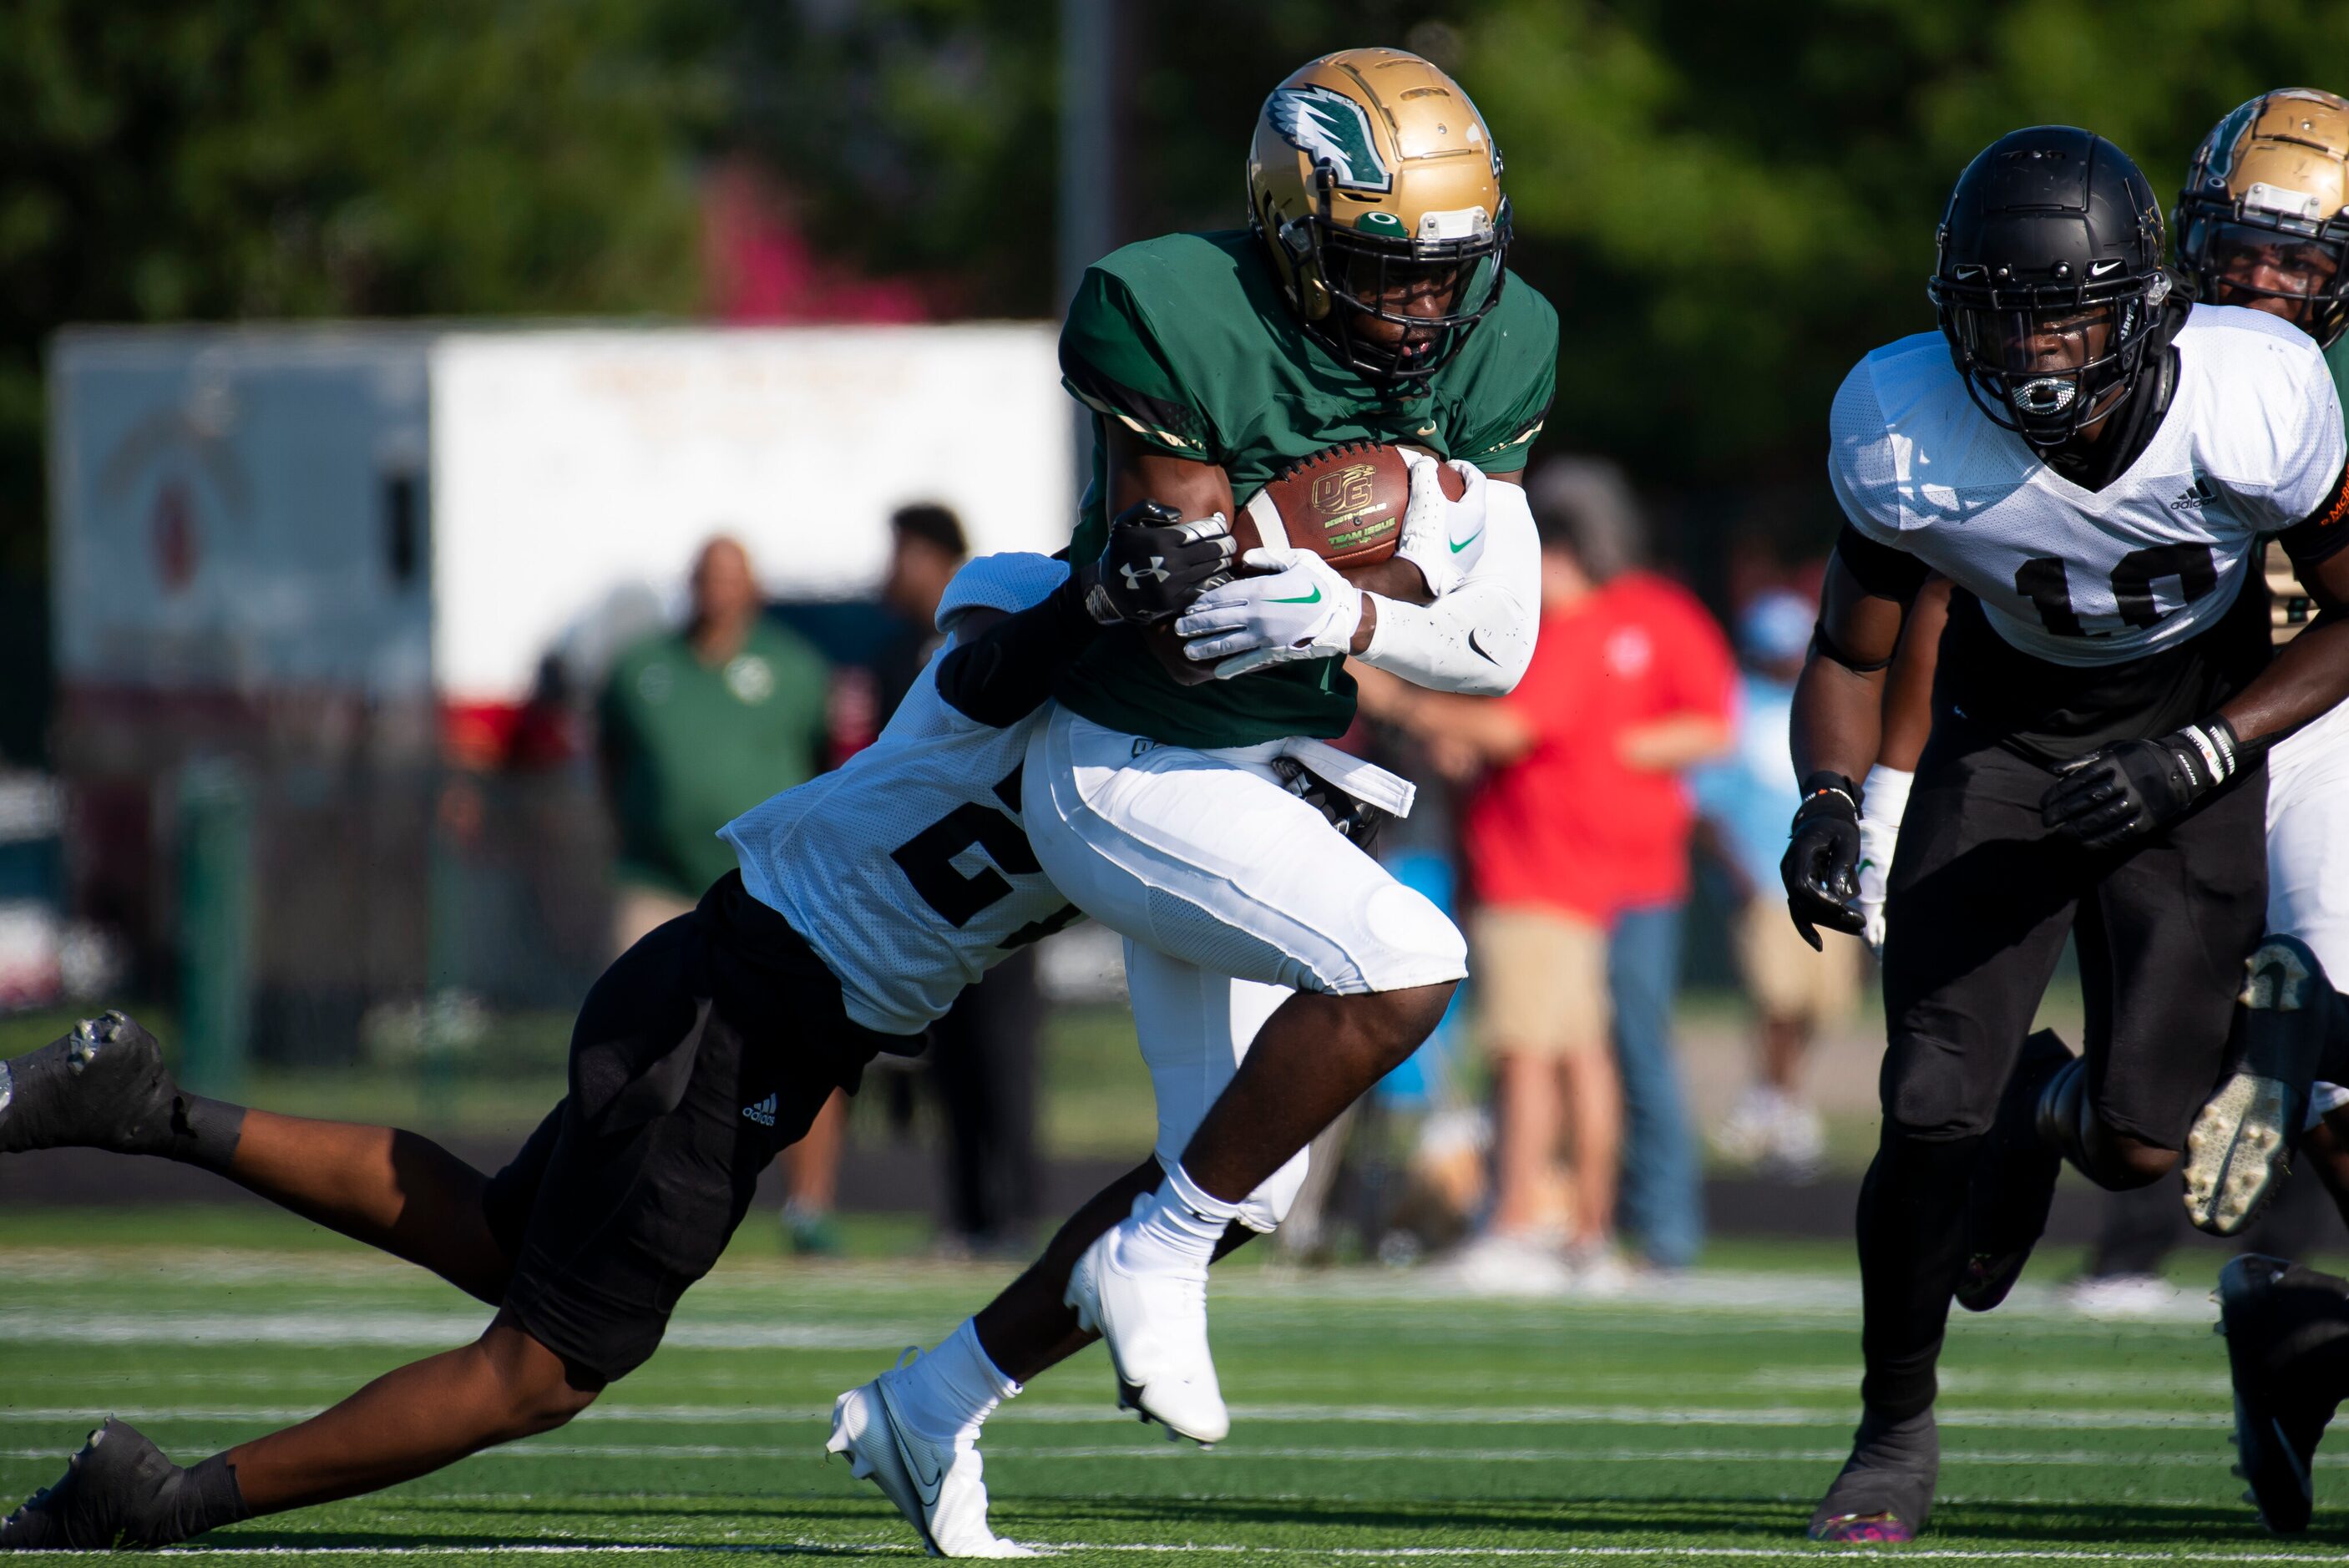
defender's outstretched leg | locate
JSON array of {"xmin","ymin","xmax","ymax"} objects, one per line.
[{"xmin": 0, "ymin": 1009, "xmax": 514, "ymax": 1303}]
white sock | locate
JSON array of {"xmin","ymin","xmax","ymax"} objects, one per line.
[
  {"xmin": 894, "ymin": 1318, "xmax": 1022, "ymax": 1448},
  {"xmin": 1130, "ymin": 1164, "xmax": 1243, "ymax": 1268}
]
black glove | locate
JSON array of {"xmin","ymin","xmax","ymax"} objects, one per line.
[
  {"xmin": 1079, "ymin": 500, "xmax": 1237, "ymax": 626},
  {"xmin": 2040, "ymin": 717, "xmax": 2244, "ymax": 852},
  {"xmin": 1780, "ymin": 771, "xmax": 1866, "ymax": 951}
]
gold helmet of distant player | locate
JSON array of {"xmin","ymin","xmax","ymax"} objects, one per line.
[
  {"xmin": 1246, "ymin": 48, "xmax": 1511, "ymax": 385},
  {"xmin": 2176, "ymin": 88, "xmax": 2349, "ymax": 347}
]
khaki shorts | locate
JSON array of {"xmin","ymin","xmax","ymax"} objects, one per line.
[
  {"xmin": 1470, "ymin": 905, "xmax": 1610, "ymax": 1060},
  {"xmin": 1734, "ymin": 898, "xmax": 1861, "ymax": 1026}
]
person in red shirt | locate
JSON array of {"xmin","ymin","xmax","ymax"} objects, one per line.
[{"xmin": 1364, "ymin": 459, "xmax": 1734, "ymax": 1282}]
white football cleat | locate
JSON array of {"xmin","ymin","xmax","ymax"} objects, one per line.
[
  {"xmin": 1064, "ymin": 1213, "xmax": 1229, "ymax": 1445},
  {"xmin": 826, "ymin": 1354, "xmax": 1034, "ymax": 1559}
]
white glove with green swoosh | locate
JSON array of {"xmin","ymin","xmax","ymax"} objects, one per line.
[
  {"xmin": 1175, "ymin": 548, "xmax": 1364, "ymax": 680},
  {"xmin": 1394, "ymin": 450, "xmax": 1489, "ymax": 599}
]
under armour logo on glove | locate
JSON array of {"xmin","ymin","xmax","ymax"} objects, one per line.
[{"xmin": 1082, "ymin": 502, "xmax": 1235, "ymax": 626}]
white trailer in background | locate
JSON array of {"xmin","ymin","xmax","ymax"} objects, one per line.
[{"xmin": 48, "ymin": 322, "xmax": 1073, "ymax": 1065}]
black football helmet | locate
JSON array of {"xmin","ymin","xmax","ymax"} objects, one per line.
[{"xmin": 1929, "ymin": 127, "xmax": 2174, "ymax": 450}]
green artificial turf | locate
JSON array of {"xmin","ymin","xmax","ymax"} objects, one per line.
[{"xmin": 0, "ymin": 1207, "xmax": 2335, "ymax": 1563}]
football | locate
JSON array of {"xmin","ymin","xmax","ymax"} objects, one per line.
[
  {"xmin": 1241, "ymin": 440, "xmax": 1466, "ymax": 570},
  {"xmin": 1147, "ymin": 443, "xmax": 1466, "ymax": 684}
]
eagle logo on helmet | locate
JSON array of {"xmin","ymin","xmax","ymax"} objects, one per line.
[{"xmin": 1268, "ymin": 85, "xmax": 1392, "ymax": 194}]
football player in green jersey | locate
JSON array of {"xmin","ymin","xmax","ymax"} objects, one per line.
[
  {"xmin": 2169, "ymin": 87, "xmax": 2349, "ymax": 1535},
  {"xmin": 830, "ymin": 47, "xmax": 1557, "ymax": 1554}
]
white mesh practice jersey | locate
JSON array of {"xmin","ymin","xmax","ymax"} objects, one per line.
[
  {"xmin": 721, "ymin": 554, "xmax": 1079, "ymax": 1035},
  {"xmin": 1830, "ymin": 305, "xmax": 2346, "ymax": 666}
]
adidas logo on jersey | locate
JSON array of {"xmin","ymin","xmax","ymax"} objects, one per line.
[
  {"xmin": 2171, "ymin": 478, "xmax": 2219, "ymax": 511},
  {"xmin": 742, "ymin": 1094, "xmax": 777, "ymax": 1127}
]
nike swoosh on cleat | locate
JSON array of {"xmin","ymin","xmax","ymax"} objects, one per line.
[
  {"xmin": 1269, "ymin": 588, "xmax": 1323, "ymax": 605},
  {"xmin": 871, "ymin": 1381, "xmax": 946, "ymax": 1550},
  {"xmin": 1468, "ymin": 630, "xmax": 1497, "ymax": 665},
  {"xmin": 1449, "ymin": 528, "xmax": 1483, "ymax": 554}
]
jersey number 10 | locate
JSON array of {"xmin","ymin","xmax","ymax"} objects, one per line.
[{"xmin": 2012, "ymin": 543, "xmax": 2217, "ymax": 637}]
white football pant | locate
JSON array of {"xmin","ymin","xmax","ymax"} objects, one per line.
[
  {"xmin": 1025, "ymin": 706, "xmax": 1469, "ymax": 1229},
  {"xmin": 2271, "ymin": 699, "xmax": 2349, "ymax": 1122}
]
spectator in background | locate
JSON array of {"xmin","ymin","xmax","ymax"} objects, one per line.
[
  {"xmin": 875, "ymin": 503, "xmax": 1043, "ymax": 1255},
  {"xmin": 1363, "ymin": 458, "xmax": 1734, "ymax": 1286},
  {"xmin": 596, "ymin": 534, "xmax": 838, "ymax": 1247},
  {"xmin": 599, "ymin": 535, "xmax": 832, "ymax": 947},
  {"xmin": 1693, "ymin": 589, "xmax": 1860, "ymax": 1182}
]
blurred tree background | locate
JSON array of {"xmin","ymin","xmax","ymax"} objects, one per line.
[{"xmin": 8, "ymin": 0, "xmax": 2349, "ymax": 761}]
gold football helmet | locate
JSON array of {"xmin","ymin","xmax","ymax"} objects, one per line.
[
  {"xmin": 1245, "ymin": 48, "xmax": 1510, "ymax": 384},
  {"xmin": 2177, "ymin": 88, "xmax": 2349, "ymax": 346}
]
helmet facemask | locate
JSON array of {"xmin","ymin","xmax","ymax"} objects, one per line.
[
  {"xmin": 1932, "ymin": 268, "xmax": 2171, "ymax": 450},
  {"xmin": 2180, "ymin": 210, "xmax": 2349, "ymax": 347},
  {"xmin": 1273, "ymin": 195, "xmax": 1511, "ymax": 385}
]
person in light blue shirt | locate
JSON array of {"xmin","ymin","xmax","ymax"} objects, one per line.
[{"xmin": 1692, "ymin": 589, "xmax": 1863, "ymax": 1180}]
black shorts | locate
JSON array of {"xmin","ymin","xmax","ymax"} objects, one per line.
[
  {"xmin": 1878, "ymin": 723, "xmax": 2267, "ymax": 1151},
  {"xmin": 480, "ymin": 872, "xmax": 909, "ymax": 1384}
]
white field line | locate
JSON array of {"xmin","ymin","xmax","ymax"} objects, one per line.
[
  {"xmin": 0, "ymin": 1441, "xmax": 2273, "ymax": 1469},
  {"xmin": 95, "ymin": 1541, "xmax": 2349, "ymax": 1562},
  {"xmin": 0, "ymin": 1310, "xmax": 923, "ymax": 1351},
  {"xmin": 0, "ymin": 1404, "xmax": 2237, "ymax": 1431}
]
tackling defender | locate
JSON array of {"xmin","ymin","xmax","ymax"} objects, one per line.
[
  {"xmin": 828, "ymin": 45, "xmax": 1555, "ymax": 1555},
  {"xmin": 1783, "ymin": 125, "xmax": 2349, "ymax": 1541},
  {"xmin": 0, "ymin": 520, "xmax": 1230, "ymax": 1552}
]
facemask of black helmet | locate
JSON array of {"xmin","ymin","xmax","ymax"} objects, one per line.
[
  {"xmin": 1279, "ymin": 200, "xmax": 1511, "ymax": 387},
  {"xmin": 1931, "ymin": 267, "xmax": 2170, "ymax": 450}
]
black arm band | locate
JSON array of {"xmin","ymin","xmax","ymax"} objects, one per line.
[
  {"xmin": 933, "ymin": 578, "xmax": 1100, "ymax": 728},
  {"xmin": 2278, "ymin": 456, "xmax": 2349, "ymax": 569},
  {"xmin": 1809, "ymin": 620, "xmax": 1893, "ymax": 675},
  {"xmin": 1832, "ymin": 522, "xmax": 1931, "ymax": 602}
]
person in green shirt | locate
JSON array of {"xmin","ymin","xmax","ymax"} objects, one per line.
[
  {"xmin": 598, "ymin": 536, "xmax": 831, "ymax": 954},
  {"xmin": 831, "ymin": 53, "xmax": 1556, "ymax": 1548}
]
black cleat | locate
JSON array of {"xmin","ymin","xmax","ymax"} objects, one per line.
[
  {"xmin": 0, "ymin": 1011, "xmax": 185, "ymax": 1157},
  {"xmin": 0, "ymin": 1419, "xmax": 186, "ymax": 1550},
  {"xmin": 2186, "ymin": 938, "xmax": 2337, "ymax": 1237},
  {"xmin": 2217, "ymin": 1253, "xmax": 2349, "ymax": 1535},
  {"xmin": 1957, "ymin": 1029, "xmax": 2073, "ymax": 1313},
  {"xmin": 1810, "ymin": 1405, "xmax": 1939, "ymax": 1542}
]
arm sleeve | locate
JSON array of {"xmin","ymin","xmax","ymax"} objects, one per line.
[
  {"xmin": 1355, "ymin": 478, "xmax": 1539, "ymax": 695},
  {"xmin": 1833, "ymin": 522, "xmax": 1930, "ymax": 602},
  {"xmin": 933, "ymin": 579, "xmax": 1100, "ymax": 728},
  {"xmin": 1450, "ymin": 283, "xmax": 1559, "ymax": 475},
  {"xmin": 1058, "ymin": 268, "xmax": 1218, "ymax": 463},
  {"xmin": 2279, "ymin": 456, "xmax": 2349, "ymax": 569}
]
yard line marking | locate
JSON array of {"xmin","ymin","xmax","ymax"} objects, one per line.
[
  {"xmin": 98, "ymin": 1541, "xmax": 2349, "ymax": 1562},
  {"xmin": 0, "ymin": 1310, "xmax": 922, "ymax": 1351},
  {"xmin": 0, "ymin": 1404, "xmax": 2238, "ymax": 1431}
]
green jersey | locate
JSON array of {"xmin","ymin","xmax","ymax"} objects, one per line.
[
  {"xmin": 600, "ymin": 621, "xmax": 832, "ymax": 898},
  {"xmin": 1055, "ymin": 229, "xmax": 1558, "ymax": 747}
]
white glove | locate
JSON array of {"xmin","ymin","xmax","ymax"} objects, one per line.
[
  {"xmin": 1393, "ymin": 451, "xmax": 1489, "ymax": 599},
  {"xmin": 1176, "ymin": 548, "xmax": 1364, "ymax": 680},
  {"xmin": 1855, "ymin": 763, "xmax": 1913, "ymax": 955}
]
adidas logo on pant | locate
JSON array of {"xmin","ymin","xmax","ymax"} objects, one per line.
[{"xmin": 742, "ymin": 1094, "xmax": 777, "ymax": 1127}]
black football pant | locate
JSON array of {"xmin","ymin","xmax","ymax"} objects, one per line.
[
  {"xmin": 1857, "ymin": 728, "xmax": 2266, "ymax": 1419},
  {"xmin": 928, "ymin": 947, "xmax": 1042, "ymax": 1243}
]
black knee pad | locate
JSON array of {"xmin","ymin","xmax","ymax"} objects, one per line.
[{"xmin": 1883, "ymin": 1034, "xmax": 2001, "ymax": 1141}]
